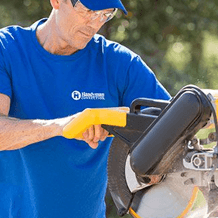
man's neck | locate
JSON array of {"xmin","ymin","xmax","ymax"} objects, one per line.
[{"xmin": 36, "ymin": 17, "xmax": 78, "ymax": 55}]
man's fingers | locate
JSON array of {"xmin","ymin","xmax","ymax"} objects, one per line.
[
  {"xmin": 93, "ymin": 125, "xmax": 109, "ymax": 142},
  {"xmin": 88, "ymin": 125, "xmax": 95, "ymax": 141},
  {"xmin": 82, "ymin": 125, "xmax": 109, "ymax": 149},
  {"xmin": 82, "ymin": 129, "xmax": 89, "ymax": 140},
  {"xmin": 100, "ymin": 129, "xmax": 109, "ymax": 141},
  {"xmin": 93, "ymin": 125, "xmax": 102, "ymax": 142},
  {"xmin": 88, "ymin": 141, "xmax": 98, "ymax": 149}
]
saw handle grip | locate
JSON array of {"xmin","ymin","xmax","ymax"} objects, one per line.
[
  {"xmin": 62, "ymin": 107, "xmax": 128, "ymax": 139},
  {"xmin": 130, "ymin": 98, "xmax": 170, "ymax": 113}
]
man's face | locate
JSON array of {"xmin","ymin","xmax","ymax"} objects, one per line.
[{"xmin": 55, "ymin": 0, "xmax": 114, "ymax": 52}]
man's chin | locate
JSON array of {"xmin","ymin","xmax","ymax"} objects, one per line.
[
  {"xmin": 69, "ymin": 37, "xmax": 93, "ymax": 53},
  {"xmin": 77, "ymin": 39, "xmax": 91, "ymax": 50}
]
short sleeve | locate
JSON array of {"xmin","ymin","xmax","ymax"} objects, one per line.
[
  {"xmin": 0, "ymin": 43, "xmax": 12, "ymax": 98},
  {"xmin": 121, "ymin": 56, "xmax": 171, "ymax": 107}
]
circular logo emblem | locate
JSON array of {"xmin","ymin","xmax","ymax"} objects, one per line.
[{"xmin": 72, "ymin": 91, "xmax": 81, "ymax": 100}]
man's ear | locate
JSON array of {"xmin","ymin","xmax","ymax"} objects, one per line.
[{"xmin": 50, "ymin": 0, "xmax": 60, "ymax": 9}]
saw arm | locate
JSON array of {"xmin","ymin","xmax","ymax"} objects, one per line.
[{"xmin": 62, "ymin": 85, "xmax": 218, "ymax": 218}]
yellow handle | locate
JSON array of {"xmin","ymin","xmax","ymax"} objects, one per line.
[{"xmin": 63, "ymin": 107, "xmax": 129, "ymax": 139}]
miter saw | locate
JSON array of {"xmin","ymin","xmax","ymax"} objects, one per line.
[
  {"xmin": 63, "ymin": 85, "xmax": 218, "ymax": 218},
  {"xmin": 105, "ymin": 85, "xmax": 218, "ymax": 218}
]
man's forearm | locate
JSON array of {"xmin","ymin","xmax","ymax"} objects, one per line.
[{"xmin": 0, "ymin": 115, "xmax": 70, "ymax": 151}]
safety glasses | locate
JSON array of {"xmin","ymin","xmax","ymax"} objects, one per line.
[{"xmin": 71, "ymin": 0, "xmax": 117, "ymax": 22}]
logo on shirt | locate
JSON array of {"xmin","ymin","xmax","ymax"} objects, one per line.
[
  {"xmin": 71, "ymin": 91, "xmax": 105, "ymax": 101},
  {"xmin": 72, "ymin": 91, "xmax": 81, "ymax": 100}
]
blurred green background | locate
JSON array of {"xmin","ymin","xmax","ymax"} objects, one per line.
[{"xmin": 0, "ymin": 0, "xmax": 217, "ymax": 217}]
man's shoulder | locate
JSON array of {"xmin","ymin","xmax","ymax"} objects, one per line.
[
  {"xmin": 0, "ymin": 24, "xmax": 30, "ymax": 36},
  {"xmin": 0, "ymin": 25, "xmax": 31, "ymax": 45},
  {"xmin": 93, "ymin": 34, "xmax": 137, "ymax": 59},
  {"xmin": 0, "ymin": 25, "xmax": 33, "ymax": 57}
]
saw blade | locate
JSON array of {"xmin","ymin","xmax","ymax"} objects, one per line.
[
  {"xmin": 129, "ymin": 173, "xmax": 208, "ymax": 218},
  {"xmin": 107, "ymin": 137, "xmax": 133, "ymax": 216}
]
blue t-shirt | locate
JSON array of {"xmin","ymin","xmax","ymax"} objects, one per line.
[{"xmin": 0, "ymin": 19, "xmax": 170, "ymax": 218}]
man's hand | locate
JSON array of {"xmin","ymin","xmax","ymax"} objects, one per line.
[
  {"xmin": 0, "ymin": 92, "xmax": 109, "ymax": 151},
  {"xmin": 81, "ymin": 125, "xmax": 109, "ymax": 149},
  {"xmin": 61, "ymin": 113, "xmax": 109, "ymax": 149},
  {"xmin": 61, "ymin": 107, "xmax": 129, "ymax": 149}
]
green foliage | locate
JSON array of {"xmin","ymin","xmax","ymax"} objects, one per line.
[
  {"xmin": 0, "ymin": 0, "xmax": 51, "ymax": 27},
  {"xmin": 106, "ymin": 0, "xmax": 218, "ymax": 95}
]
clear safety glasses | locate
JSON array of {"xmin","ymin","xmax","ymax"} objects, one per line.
[{"xmin": 71, "ymin": 0, "xmax": 117, "ymax": 22}]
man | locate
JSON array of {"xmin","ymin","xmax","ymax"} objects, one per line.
[{"xmin": 0, "ymin": 0, "xmax": 170, "ymax": 217}]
